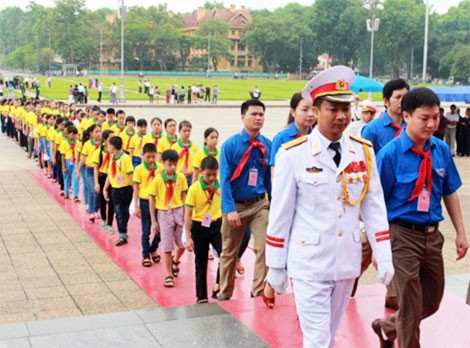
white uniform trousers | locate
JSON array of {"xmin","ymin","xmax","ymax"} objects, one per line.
[{"xmin": 292, "ymin": 278, "xmax": 355, "ymax": 348}]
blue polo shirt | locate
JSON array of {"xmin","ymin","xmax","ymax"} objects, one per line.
[
  {"xmin": 269, "ymin": 122, "xmax": 312, "ymax": 166},
  {"xmin": 220, "ymin": 129, "xmax": 272, "ymax": 213},
  {"xmin": 376, "ymin": 131, "xmax": 462, "ymax": 225},
  {"xmin": 361, "ymin": 111, "xmax": 405, "ymax": 154}
]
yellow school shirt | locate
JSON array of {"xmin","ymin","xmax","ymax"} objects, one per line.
[
  {"xmin": 148, "ymin": 172, "xmax": 188, "ymax": 210},
  {"xmin": 193, "ymin": 146, "xmax": 220, "ymax": 170},
  {"xmin": 120, "ymin": 129, "xmax": 136, "ymax": 153},
  {"xmin": 102, "ymin": 120, "xmax": 115, "ymax": 131},
  {"xmin": 47, "ymin": 127, "xmax": 56, "ymax": 142},
  {"xmin": 172, "ymin": 140, "xmax": 199, "ymax": 176},
  {"xmin": 59, "ymin": 139, "xmax": 78, "ymax": 160},
  {"xmin": 142, "ymin": 132, "xmax": 162, "ymax": 147},
  {"xmin": 110, "ymin": 123, "xmax": 126, "ymax": 136},
  {"xmin": 55, "ymin": 130, "xmax": 66, "ymax": 147},
  {"xmin": 157, "ymin": 135, "xmax": 178, "ymax": 154},
  {"xmin": 185, "ymin": 177, "xmax": 222, "ymax": 222},
  {"xmin": 108, "ymin": 151, "xmax": 133, "ymax": 188},
  {"xmin": 81, "ymin": 139, "xmax": 101, "ymax": 168},
  {"xmin": 91, "ymin": 148, "xmax": 112, "ymax": 174},
  {"xmin": 130, "ymin": 133, "xmax": 147, "ymax": 157},
  {"xmin": 133, "ymin": 161, "xmax": 164, "ymax": 200}
]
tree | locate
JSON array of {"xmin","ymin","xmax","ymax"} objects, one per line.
[
  {"xmin": 376, "ymin": 0, "xmax": 425, "ymax": 78},
  {"xmin": 450, "ymin": 45, "xmax": 470, "ymax": 81},
  {"xmin": 204, "ymin": 1, "xmax": 224, "ymax": 9},
  {"xmin": 242, "ymin": 9, "xmax": 316, "ymax": 73},
  {"xmin": 306, "ymin": 0, "xmax": 368, "ymax": 67},
  {"xmin": 195, "ymin": 19, "xmax": 232, "ymax": 71}
]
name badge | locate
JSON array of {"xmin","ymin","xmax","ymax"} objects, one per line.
[
  {"xmin": 116, "ymin": 175, "xmax": 123, "ymax": 185},
  {"xmin": 417, "ymin": 188, "xmax": 430, "ymax": 212},
  {"xmin": 248, "ymin": 168, "xmax": 258, "ymax": 186},
  {"xmin": 201, "ymin": 213, "xmax": 212, "ymax": 228}
]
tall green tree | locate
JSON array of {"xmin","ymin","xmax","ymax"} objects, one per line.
[
  {"xmin": 195, "ymin": 19, "xmax": 232, "ymax": 71},
  {"xmin": 376, "ymin": 0, "xmax": 425, "ymax": 78}
]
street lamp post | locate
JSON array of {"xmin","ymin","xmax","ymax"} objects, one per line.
[
  {"xmin": 364, "ymin": 0, "xmax": 384, "ymax": 80},
  {"xmin": 207, "ymin": 33, "xmax": 211, "ymax": 74},
  {"xmin": 119, "ymin": 0, "xmax": 126, "ymax": 103}
]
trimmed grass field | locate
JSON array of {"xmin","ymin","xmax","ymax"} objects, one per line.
[{"xmin": 34, "ymin": 76, "xmax": 383, "ymax": 102}]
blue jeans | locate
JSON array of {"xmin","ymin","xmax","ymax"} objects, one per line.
[
  {"xmin": 63, "ymin": 160, "xmax": 79, "ymax": 198},
  {"xmin": 140, "ymin": 199, "xmax": 160, "ymax": 258},
  {"xmin": 81, "ymin": 166, "xmax": 89, "ymax": 205},
  {"xmin": 111, "ymin": 186, "xmax": 133, "ymax": 239},
  {"xmin": 84, "ymin": 167, "xmax": 98, "ymax": 213}
]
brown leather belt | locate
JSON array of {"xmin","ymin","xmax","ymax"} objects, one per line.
[{"xmin": 392, "ymin": 220, "xmax": 439, "ymax": 234}]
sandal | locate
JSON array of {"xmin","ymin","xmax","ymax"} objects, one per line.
[
  {"xmin": 197, "ymin": 299, "xmax": 208, "ymax": 304},
  {"xmin": 74, "ymin": 197, "xmax": 81, "ymax": 203},
  {"xmin": 164, "ymin": 275, "xmax": 174, "ymax": 287},
  {"xmin": 152, "ymin": 254, "xmax": 161, "ymax": 263},
  {"xmin": 262, "ymin": 280, "xmax": 275, "ymax": 309},
  {"xmin": 115, "ymin": 238, "xmax": 128, "ymax": 246},
  {"xmin": 142, "ymin": 258, "xmax": 152, "ymax": 267},
  {"xmin": 236, "ymin": 261, "xmax": 245, "ymax": 275},
  {"xmin": 171, "ymin": 256, "xmax": 180, "ymax": 276}
]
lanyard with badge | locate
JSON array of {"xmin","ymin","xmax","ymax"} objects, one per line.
[{"xmin": 201, "ymin": 179, "xmax": 220, "ymax": 228}]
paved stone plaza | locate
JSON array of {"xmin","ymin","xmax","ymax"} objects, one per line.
[{"xmin": 0, "ymin": 104, "xmax": 468, "ymax": 347}]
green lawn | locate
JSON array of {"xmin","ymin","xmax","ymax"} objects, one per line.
[{"xmin": 35, "ymin": 76, "xmax": 383, "ymax": 102}]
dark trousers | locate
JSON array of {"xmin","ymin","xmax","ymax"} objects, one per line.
[
  {"xmin": 192, "ymin": 219, "xmax": 222, "ymax": 301},
  {"xmin": 380, "ymin": 224, "xmax": 445, "ymax": 348},
  {"xmin": 139, "ymin": 199, "xmax": 160, "ymax": 258},
  {"xmin": 98, "ymin": 174, "xmax": 114, "ymax": 226},
  {"xmin": 1, "ymin": 115, "xmax": 6, "ymax": 134},
  {"xmin": 56, "ymin": 152, "xmax": 64, "ymax": 191},
  {"xmin": 111, "ymin": 185, "xmax": 133, "ymax": 240},
  {"xmin": 97, "ymin": 92, "xmax": 102, "ymax": 102}
]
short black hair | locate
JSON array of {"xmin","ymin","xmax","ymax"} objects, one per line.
[
  {"xmin": 56, "ymin": 117, "xmax": 65, "ymax": 126},
  {"xmin": 401, "ymin": 88, "xmax": 440, "ymax": 115},
  {"xmin": 450, "ymin": 104, "xmax": 456, "ymax": 109},
  {"xmin": 116, "ymin": 109, "xmax": 125, "ymax": 117},
  {"xmin": 142, "ymin": 143, "xmax": 157, "ymax": 154},
  {"xmin": 99, "ymin": 110, "xmax": 106, "ymax": 117},
  {"xmin": 106, "ymin": 108, "xmax": 115, "ymax": 115},
  {"xmin": 109, "ymin": 136, "xmax": 123, "ymax": 150},
  {"xmin": 241, "ymin": 99, "xmax": 265, "ymax": 115},
  {"xmin": 179, "ymin": 120, "xmax": 192, "ymax": 131},
  {"xmin": 201, "ymin": 156, "xmax": 219, "ymax": 171},
  {"xmin": 64, "ymin": 121, "xmax": 74, "ymax": 128},
  {"xmin": 67, "ymin": 126, "xmax": 78, "ymax": 135},
  {"xmin": 137, "ymin": 118, "xmax": 147, "ymax": 127},
  {"xmin": 164, "ymin": 118, "xmax": 176, "ymax": 128},
  {"xmin": 125, "ymin": 116, "xmax": 135, "ymax": 124},
  {"xmin": 383, "ymin": 79, "xmax": 410, "ymax": 100},
  {"xmin": 161, "ymin": 149, "xmax": 179, "ymax": 163},
  {"xmin": 102, "ymin": 129, "xmax": 114, "ymax": 141}
]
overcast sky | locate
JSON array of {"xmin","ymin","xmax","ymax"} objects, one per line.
[{"xmin": 0, "ymin": 0, "xmax": 464, "ymax": 14}]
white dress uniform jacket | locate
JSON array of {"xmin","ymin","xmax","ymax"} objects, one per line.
[{"xmin": 266, "ymin": 128, "xmax": 392, "ymax": 281}]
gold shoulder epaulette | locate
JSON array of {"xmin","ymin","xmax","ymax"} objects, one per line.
[
  {"xmin": 281, "ymin": 136, "xmax": 308, "ymax": 150},
  {"xmin": 349, "ymin": 134, "xmax": 372, "ymax": 147}
]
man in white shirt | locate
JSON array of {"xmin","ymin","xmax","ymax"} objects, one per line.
[{"xmin": 444, "ymin": 104, "xmax": 459, "ymax": 156}]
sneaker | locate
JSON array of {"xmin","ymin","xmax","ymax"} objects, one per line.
[
  {"xmin": 100, "ymin": 223, "xmax": 108, "ymax": 228},
  {"xmin": 89, "ymin": 213, "xmax": 95, "ymax": 222},
  {"xmin": 107, "ymin": 227, "xmax": 115, "ymax": 234}
]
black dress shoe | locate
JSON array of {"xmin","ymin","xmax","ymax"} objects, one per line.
[
  {"xmin": 371, "ymin": 319, "xmax": 394, "ymax": 348},
  {"xmin": 385, "ymin": 297, "xmax": 399, "ymax": 310}
]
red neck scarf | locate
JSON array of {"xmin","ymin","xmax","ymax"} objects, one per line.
[
  {"xmin": 408, "ymin": 146, "xmax": 433, "ymax": 201},
  {"xmin": 230, "ymin": 138, "xmax": 266, "ymax": 182},
  {"xmin": 390, "ymin": 122, "xmax": 402, "ymax": 138},
  {"xmin": 164, "ymin": 180, "xmax": 175, "ymax": 206},
  {"xmin": 179, "ymin": 145, "xmax": 190, "ymax": 172},
  {"xmin": 102, "ymin": 152, "xmax": 111, "ymax": 171}
]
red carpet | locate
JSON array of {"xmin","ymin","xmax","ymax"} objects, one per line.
[
  {"xmin": 30, "ymin": 169, "xmax": 257, "ymax": 307},
  {"xmin": 220, "ymin": 281, "xmax": 470, "ymax": 348},
  {"xmin": 31, "ymin": 169, "xmax": 470, "ymax": 347}
]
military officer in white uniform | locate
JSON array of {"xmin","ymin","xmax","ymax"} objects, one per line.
[{"xmin": 265, "ymin": 66, "xmax": 394, "ymax": 348}]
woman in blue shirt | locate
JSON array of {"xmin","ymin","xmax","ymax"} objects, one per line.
[{"xmin": 269, "ymin": 92, "xmax": 315, "ymax": 166}]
